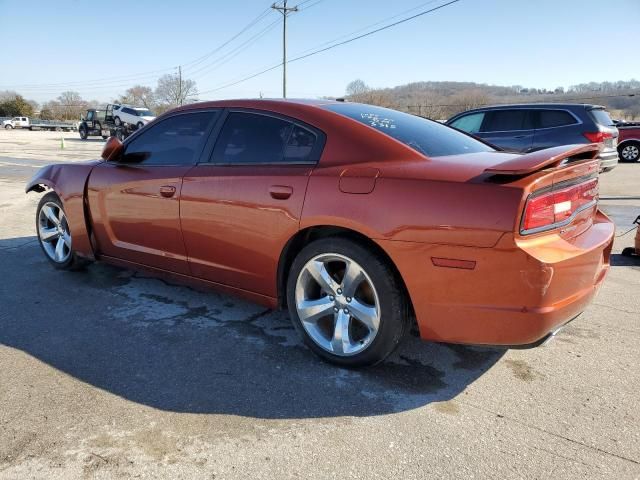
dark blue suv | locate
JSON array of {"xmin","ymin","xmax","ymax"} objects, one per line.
[{"xmin": 446, "ymin": 104, "xmax": 619, "ymax": 172}]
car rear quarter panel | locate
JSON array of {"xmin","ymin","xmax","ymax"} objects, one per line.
[
  {"xmin": 26, "ymin": 161, "xmax": 100, "ymax": 260},
  {"xmin": 301, "ymin": 163, "xmax": 523, "ymax": 248}
]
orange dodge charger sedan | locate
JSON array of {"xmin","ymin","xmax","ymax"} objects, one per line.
[{"xmin": 26, "ymin": 99, "xmax": 614, "ymax": 366}]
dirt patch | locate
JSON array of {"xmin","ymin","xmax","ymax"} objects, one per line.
[
  {"xmin": 504, "ymin": 359, "xmax": 540, "ymax": 382},
  {"xmin": 434, "ymin": 401, "xmax": 460, "ymax": 415}
]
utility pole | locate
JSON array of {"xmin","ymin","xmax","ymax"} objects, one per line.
[
  {"xmin": 177, "ymin": 66, "xmax": 183, "ymax": 106},
  {"xmin": 271, "ymin": 1, "xmax": 298, "ymax": 98}
]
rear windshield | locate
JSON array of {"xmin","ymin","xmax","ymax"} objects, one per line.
[
  {"xmin": 589, "ymin": 108, "xmax": 614, "ymax": 126},
  {"xmin": 324, "ymin": 103, "xmax": 494, "ymax": 157}
]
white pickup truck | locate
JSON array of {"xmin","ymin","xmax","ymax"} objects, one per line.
[{"xmin": 2, "ymin": 116, "xmax": 76, "ymax": 131}]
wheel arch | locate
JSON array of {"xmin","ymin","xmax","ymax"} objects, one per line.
[
  {"xmin": 25, "ymin": 163, "xmax": 99, "ymax": 260},
  {"xmin": 25, "ymin": 165, "xmax": 57, "ymax": 194},
  {"xmin": 618, "ymin": 138, "xmax": 640, "ymax": 148},
  {"xmin": 276, "ymin": 225, "xmax": 416, "ymax": 324}
]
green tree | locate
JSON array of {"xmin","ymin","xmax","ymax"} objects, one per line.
[{"xmin": 0, "ymin": 94, "xmax": 34, "ymax": 117}]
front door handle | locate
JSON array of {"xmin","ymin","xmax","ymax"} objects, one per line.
[
  {"xmin": 269, "ymin": 185, "xmax": 293, "ymax": 200},
  {"xmin": 514, "ymin": 135, "xmax": 528, "ymax": 139},
  {"xmin": 160, "ymin": 185, "xmax": 176, "ymax": 198}
]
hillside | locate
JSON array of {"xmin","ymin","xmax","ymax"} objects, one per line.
[{"xmin": 344, "ymin": 79, "xmax": 640, "ymax": 121}]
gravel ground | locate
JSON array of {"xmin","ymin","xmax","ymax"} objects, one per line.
[{"xmin": 1, "ymin": 129, "xmax": 639, "ymax": 479}]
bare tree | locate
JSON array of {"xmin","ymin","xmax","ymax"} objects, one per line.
[
  {"xmin": 446, "ymin": 89, "xmax": 491, "ymax": 117},
  {"xmin": 155, "ymin": 74, "xmax": 198, "ymax": 107},
  {"xmin": 56, "ymin": 91, "xmax": 88, "ymax": 120},
  {"xmin": 345, "ymin": 79, "xmax": 370, "ymax": 98},
  {"xmin": 0, "ymin": 90, "xmax": 19, "ymax": 102},
  {"xmin": 117, "ymin": 85, "xmax": 156, "ymax": 109}
]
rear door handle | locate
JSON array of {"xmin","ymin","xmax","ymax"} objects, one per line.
[
  {"xmin": 160, "ymin": 185, "xmax": 176, "ymax": 198},
  {"xmin": 269, "ymin": 185, "xmax": 293, "ymax": 200}
]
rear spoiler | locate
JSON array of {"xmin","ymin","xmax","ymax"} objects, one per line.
[{"xmin": 484, "ymin": 144, "xmax": 599, "ymax": 176}]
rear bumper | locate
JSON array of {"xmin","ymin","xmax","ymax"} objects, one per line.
[
  {"xmin": 598, "ymin": 150, "xmax": 619, "ymax": 172},
  {"xmin": 379, "ymin": 210, "xmax": 614, "ymax": 346}
]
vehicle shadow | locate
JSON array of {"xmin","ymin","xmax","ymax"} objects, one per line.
[
  {"xmin": 0, "ymin": 236, "xmax": 505, "ymax": 419},
  {"xmin": 611, "ymin": 253, "xmax": 639, "ymax": 267}
]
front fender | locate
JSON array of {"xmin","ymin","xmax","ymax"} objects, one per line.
[
  {"xmin": 26, "ymin": 165, "xmax": 58, "ymax": 193},
  {"xmin": 26, "ymin": 161, "xmax": 101, "ymax": 260}
]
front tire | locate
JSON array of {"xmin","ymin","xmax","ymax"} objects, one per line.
[
  {"xmin": 114, "ymin": 116, "xmax": 122, "ymax": 126},
  {"xmin": 36, "ymin": 192, "xmax": 87, "ymax": 270},
  {"xmin": 5, "ymin": 124, "xmax": 13, "ymax": 129},
  {"xmin": 137, "ymin": 122, "xmax": 144, "ymax": 130},
  {"xmin": 79, "ymin": 125, "xmax": 88, "ymax": 140},
  {"xmin": 619, "ymin": 142, "xmax": 640, "ymax": 162},
  {"xmin": 286, "ymin": 237, "xmax": 409, "ymax": 367}
]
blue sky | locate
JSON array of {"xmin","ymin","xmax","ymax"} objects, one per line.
[{"xmin": 1, "ymin": 0, "xmax": 639, "ymax": 103}]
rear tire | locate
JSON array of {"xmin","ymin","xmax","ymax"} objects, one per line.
[
  {"xmin": 286, "ymin": 237, "xmax": 409, "ymax": 367},
  {"xmin": 79, "ymin": 125, "xmax": 88, "ymax": 140},
  {"xmin": 618, "ymin": 142, "xmax": 640, "ymax": 162},
  {"xmin": 114, "ymin": 116, "xmax": 122, "ymax": 126},
  {"xmin": 36, "ymin": 192, "xmax": 89, "ymax": 271}
]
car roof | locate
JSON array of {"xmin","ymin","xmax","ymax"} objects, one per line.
[
  {"xmin": 172, "ymin": 98, "xmax": 340, "ymax": 113},
  {"xmin": 455, "ymin": 103, "xmax": 605, "ymax": 113}
]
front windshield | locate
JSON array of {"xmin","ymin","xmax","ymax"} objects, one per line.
[
  {"xmin": 135, "ymin": 109, "xmax": 154, "ymax": 117},
  {"xmin": 324, "ymin": 103, "xmax": 493, "ymax": 157}
]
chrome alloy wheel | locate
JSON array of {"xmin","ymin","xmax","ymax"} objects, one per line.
[
  {"xmin": 621, "ymin": 144, "xmax": 639, "ymax": 161},
  {"xmin": 295, "ymin": 253, "xmax": 381, "ymax": 356},
  {"xmin": 38, "ymin": 202, "xmax": 72, "ymax": 263}
]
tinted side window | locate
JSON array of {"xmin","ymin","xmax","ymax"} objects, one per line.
[
  {"xmin": 285, "ymin": 125, "xmax": 317, "ymax": 162},
  {"xmin": 124, "ymin": 111, "xmax": 217, "ymax": 165},
  {"xmin": 123, "ymin": 108, "xmax": 135, "ymax": 115},
  {"xmin": 483, "ymin": 110, "xmax": 532, "ymax": 132},
  {"xmin": 212, "ymin": 112, "xmax": 293, "ymax": 164},
  {"xmin": 538, "ymin": 110, "xmax": 577, "ymax": 128},
  {"xmin": 450, "ymin": 112, "xmax": 485, "ymax": 133},
  {"xmin": 590, "ymin": 108, "xmax": 614, "ymax": 126}
]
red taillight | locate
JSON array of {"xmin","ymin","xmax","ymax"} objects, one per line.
[
  {"xmin": 583, "ymin": 131, "xmax": 613, "ymax": 143},
  {"xmin": 521, "ymin": 177, "xmax": 598, "ymax": 233}
]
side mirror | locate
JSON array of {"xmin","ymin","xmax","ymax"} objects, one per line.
[{"xmin": 101, "ymin": 136, "xmax": 124, "ymax": 161}]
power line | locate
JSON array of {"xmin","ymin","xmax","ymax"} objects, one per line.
[
  {"xmin": 0, "ymin": 6, "xmax": 276, "ymax": 92},
  {"xmin": 182, "ymin": 7, "xmax": 274, "ymax": 71},
  {"xmin": 188, "ymin": 17, "xmax": 283, "ymax": 79},
  {"xmin": 292, "ymin": 0, "xmax": 441, "ymax": 58},
  {"xmin": 188, "ymin": 0, "xmax": 324, "ymax": 88},
  {"xmin": 197, "ymin": 0, "xmax": 461, "ymax": 96}
]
